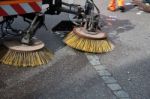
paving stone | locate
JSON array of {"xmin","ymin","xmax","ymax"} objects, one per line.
[
  {"xmin": 93, "ymin": 55, "xmax": 99, "ymax": 60},
  {"xmin": 119, "ymin": 98, "xmax": 130, "ymax": 99},
  {"xmin": 102, "ymin": 76, "xmax": 117, "ymax": 84},
  {"xmin": 114, "ymin": 90, "xmax": 129, "ymax": 98},
  {"xmin": 89, "ymin": 60, "xmax": 101, "ymax": 66},
  {"xmin": 107, "ymin": 83, "xmax": 122, "ymax": 91},
  {"xmin": 85, "ymin": 54, "xmax": 94, "ymax": 59},
  {"xmin": 86, "ymin": 55, "xmax": 101, "ymax": 65},
  {"xmin": 93, "ymin": 65, "xmax": 106, "ymax": 70},
  {"xmin": 88, "ymin": 59, "xmax": 101, "ymax": 65},
  {"xmin": 97, "ymin": 70, "xmax": 111, "ymax": 76}
]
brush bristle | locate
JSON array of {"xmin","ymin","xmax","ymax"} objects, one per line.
[
  {"xmin": 64, "ymin": 32, "xmax": 114, "ymax": 53},
  {"xmin": 0, "ymin": 48, "xmax": 53, "ymax": 67}
]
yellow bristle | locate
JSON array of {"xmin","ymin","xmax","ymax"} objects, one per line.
[
  {"xmin": 64, "ymin": 32, "xmax": 114, "ymax": 53},
  {"xmin": 0, "ymin": 48, "xmax": 53, "ymax": 67}
]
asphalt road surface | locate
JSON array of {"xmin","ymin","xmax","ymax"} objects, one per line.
[
  {"xmin": 98, "ymin": 0, "xmax": 150, "ymax": 99},
  {"xmin": 0, "ymin": 0, "xmax": 150, "ymax": 99}
]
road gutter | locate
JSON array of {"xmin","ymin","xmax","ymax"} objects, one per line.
[{"xmin": 85, "ymin": 53, "xmax": 130, "ymax": 99}]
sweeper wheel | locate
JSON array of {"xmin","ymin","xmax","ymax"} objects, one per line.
[
  {"xmin": 73, "ymin": 27, "xmax": 107, "ymax": 40},
  {"xmin": 3, "ymin": 38, "xmax": 44, "ymax": 52}
]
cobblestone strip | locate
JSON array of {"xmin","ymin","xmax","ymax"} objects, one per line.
[{"xmin": 85, "ymin": 53, "xmax": 130, "ymax": 99}]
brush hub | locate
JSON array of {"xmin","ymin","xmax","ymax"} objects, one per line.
[
  {"xmin": 73, "ymin": 27, "xmax": 107, "ymax": 40},
  {"xmin": 3, "ymin": 38, "xmax": 45, "ymax": 51}
]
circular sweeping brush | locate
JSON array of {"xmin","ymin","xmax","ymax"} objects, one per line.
[
  {"xmin": 0, "ymin": 38, "xmax": 53, "ymax": 67},
  {"xmin": 64, "ymin": 27, "xmax": 114, "ymax": 53}
]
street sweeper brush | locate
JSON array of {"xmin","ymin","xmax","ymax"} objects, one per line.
[
  {"xmin": 63, "ymin": 0, "xmax": 114, "ymax": 53},
  {"xmin": 0, "ymin": 1, "xmax": 53, "ymax": 67},
  {"xmin": 41, "ymin": 0, "xmax": 114, "ymax": 53},
  {"xmin": 0, "ymin": 38, "xmax": 53, "ymax": 67},
  {"xmin": 64, "ymin": 27, "xmax": 114, "ymax": 53}
]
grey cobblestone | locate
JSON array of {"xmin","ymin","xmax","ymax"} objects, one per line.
[
  {"xmin": 107, "ymin": 83, "xmax": 122, "ymax": 91},
  {"xmin": 102, "ymin": 76, "xmax": 117, "ymax": 84},
  {"xmin": 97, "ymin": 70, "xmax": 111, "ymax": 76},
  {"xmin": 89, "ymin": 59, "xmax": 101, "ymax": 66},
  {"xmin": 114, "ymin": 90, "xmax": 129, "ymax": 98},
  {"xmin": 93, "ymin": 65, "xmax": 106, "ymax": 70},
  {"xmin": 86, "ymin": 54, "xmax": 101, "ymax": 65},
  {"xmin": 119, "ymin": 98, "xmax": 130, "ymax": 99},
  {"xmin": 85, "ymin": 53, "xmax": 130, "ymax": 99},
  {"xmin": 90, "ymin": 55, "xmax": 99, "ymax": 59}
]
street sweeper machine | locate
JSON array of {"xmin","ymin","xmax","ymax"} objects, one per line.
[{"xmin": 0, "ymin": 0, "xmax": 114, "ymax": 67}]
